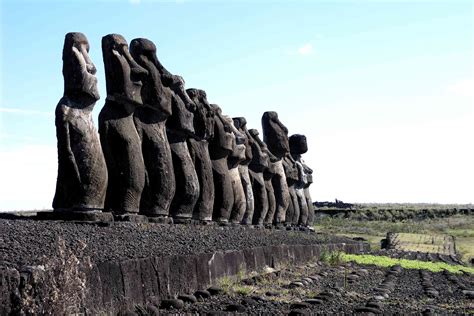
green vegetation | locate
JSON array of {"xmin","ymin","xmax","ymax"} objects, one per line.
[
  {"xmin": 341, "ymin": 253, "xmax": 474, "ymax": 274},
  {"xmin": 315, "ymin": 214, "xmax": 474, "ymax": 263},
  {"xmin": 320, "ymin": 250, "xmax": 343, "ymax": 266}
]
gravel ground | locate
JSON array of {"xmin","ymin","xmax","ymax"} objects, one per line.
[
  {"xmin": 148, "ymin": 261, "xmax": 474, "ymax": 315},
  {"xmin": 0, "ymin": 219, "xmax": 354, "ymax": 269}
]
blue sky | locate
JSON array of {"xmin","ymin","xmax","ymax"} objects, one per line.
[{"xmin": 0, "ymin": 0, "xmax": 473, "ymax": 210}]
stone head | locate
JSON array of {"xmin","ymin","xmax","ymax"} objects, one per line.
[
  {"xmin": 248, "ymin": 128, "xmax": 260, "ymax": 139},
  {"xmin": 186, "ymin": 88, "xmax": 215, "ymax": 140},
  {"xmin": 130, "ymin": 38, "xmax": 172, "ymax": 116},
  {"xmin": 289, "ymin": 134, "xmax": 308, "ymax": 155},
  {"xmin": 209, "ymin": 104, "xmax": 233, "ymax": 153},
  {"xmin": 102, "ymin": 34, "xmax": 148, "ymax": 106},
  {"xmin": 232, "ymin": 117, "xmax": 247, "ymax": 130},
  {"xmin": 233, "ymin": 117, "xmax": 252, "ymax": 163},
  {"xmin": 261, "ymin": 111, "xmax": 290, "ymax": 158},
  {"xmin": 222, "ymin": 114, "xmax": 246, "ymax": 162},
  {"xmin": 62, "ymin": 32, "xmax": 99, "ymax": 103}
]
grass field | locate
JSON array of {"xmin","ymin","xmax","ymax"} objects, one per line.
[{"xmin": 314, "ymin": 214, "xmax": 474, "ymax": 264}]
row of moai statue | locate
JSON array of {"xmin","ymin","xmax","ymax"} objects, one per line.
[{"xmin": 53, "ymin": 32, "xmax": 314, "ymax": 227}]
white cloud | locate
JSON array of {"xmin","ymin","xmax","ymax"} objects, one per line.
[
  {"xmin": 447, "ymin": 79, "xmax": 474, "ymax": 98},
  {"xmin": 297, "ymin": 43, "xmax": 313, "ymax": 56},
  {"xmin": 0, "ymin": 145, "xmax": 57, "ymax": 212}
]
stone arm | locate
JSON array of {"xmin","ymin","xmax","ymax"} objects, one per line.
[
  {"xmin": 57, "ymin": 115, "xmax": 81, "ymax": 184},
  {"xmin": 296, "ymin": 161, "xmax": 307, "ymax": 187},
  {"xmin": 300, "ymin": 158, "xmax": 313, "ymax": 175}
]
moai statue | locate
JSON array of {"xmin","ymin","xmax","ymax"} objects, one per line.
[
  {"xmin": 209, "ymin": 104, "xmax": 234, "ymax": 223},
  {"xmin": 129, "ymin": 38, "xmax": 175, "ymax": 218},
  {"xmin": 249, "ymin": 129, "xmax": 277, "ymax": 226},
  {"xmin": 156, "ymin": 59, "xmax": 200, "ymax": 221},
  {"xmin": 233, "ymin": 117, "xmax": 255, "ymax": 225},
  {"xmin": 290, "ymin": 134, "xmax": 313, "ymax": 226},
  {"xmin": 53, "ymin": 32, "xmax": 107, "ymax": 212},
  {"xmin": 283, "ymin": 154, "xmax": 301, "ymax": 226},
  {"xmin": 263, "ymin": 151, "xmax": 279, "ymax": 225},
  {"xmin": 247, "ymin": 129, "xmax": 269, "ymax": 226},
  {"xmin": 304, "ymin": 164, "xmax": 314, "ymax": 226},
  {"xmin": 99, "ymin": 34, "xmax": 147, "ymax": 215},
  {"xmin": 222, "ymin": 115, "xmax": 247, "ymax": 224},
  {"xmin": 262, "ymin": 111, "xmax": 290, "ymax": 225},
  {"xmin": 186, "ymin": 88, "xmax": 215, "ymax": 222}
]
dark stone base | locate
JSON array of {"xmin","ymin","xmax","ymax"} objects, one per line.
[
  {"xmin": 0, "ymin": 240, "xmax": 370, "ymax": 314},
  {"xmin": 148, "ymin": 216, "xmax": 174, "ymax": 224},
  {"xmin": 35, "ymin": 211, "xmax": 114, "ymax": 223},
  {"xmin": 173, "ymin": 218, "xmax": 193, "ymax": 225},
  {"xmin": 114, "ymin": 214, "xmax": 149, "ymax": 223}
]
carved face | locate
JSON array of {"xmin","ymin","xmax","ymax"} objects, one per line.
[
  {"xmin": 210, "ymin": 104, "xmax": 233, "ymax": 152},
  {"xmin": 63, "ymin": 32, "xmax": 99, "ymax": 102},
  {"xmin": 186, "ymin": 88, "xmax": 215, "ymax": 140},
  {"xmin": 247, "ymin": 128, "xmax": 269, "ymax": 172},
  {"xmin": 289, "ymin": 134, "xmax": 308, "ymax": 155},
  {"xmin": 262, "ymin": 111, "xmax": 290, "ymax": 158},
  {"xmin": 233, "ymin": 117, "xmax": 253, "ymax": 163},
  {"xmin": 102, "ymin": 34, "xmax": 148, "ymax": 106},
  {"xmin": 222, "ymin": 115, "xmax": 246, "ymax": 161},
  {"xmin": 130, "ymin": 38, "xmax": 172, "ymax": 116}
]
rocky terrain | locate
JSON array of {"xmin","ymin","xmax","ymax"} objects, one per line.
[{"xmin": 144, "ymin": 257, "xmax": 473, "ymax": 315}]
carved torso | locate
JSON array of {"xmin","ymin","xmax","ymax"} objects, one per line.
[{"xmin": 54, "ymin": 97, "xmax": 107, "ymax": 210}]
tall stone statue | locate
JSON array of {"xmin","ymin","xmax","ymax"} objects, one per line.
[
  {"xmin": 249, "ymin": 129, "xmax": 277, "ymax": 225},
  {"xmin": 233, "ymin": 117, "xmax": 255, "ymax": 225},
  {"xmin": 263, "ymin": 151, "xmax": 278, "ymax": 225},
  {"xmin": 283, "ymin": 155, "xmax": 301, "ymax": 226},
  {"xmin": 262, "ymin": 111, "xmax": 290, "ymax": 225},
  {"xmin": 99, "ymin": 34, "xmax": 147, "ymax": 215},
  {"xmin": 209, "ymin": 104, "xmax": 234, "ymax": 223},
  {"xmin": 129, "ymin": 38, "xmax": 175, "ymax": 218},
  {"xmin": 304, "ymin": 164, "xmax": 314, "ymax": 226},
  {"xmin": 53, "ymin": 32, "xmax": 107, "ymax": 212},
  {"xmin": 290, "ymin": 134, "xmax": 313, "ymax": 226},
  {"xmin": 156, "ymin": 59, "xmax": 200, "ymax": 221},
  {"xmin": 222, "ymin": 115, "xmax": 247, "ymax": 224},
  {"xmin": 186, "ymin": 88, "xmax": 215, "ymax": 222},
  {"xmin": 247, "ymin": 129, "xmax": 269, "ymax": 226}
]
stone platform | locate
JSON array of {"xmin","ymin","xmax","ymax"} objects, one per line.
[{"xmin": 0, "ymin": 218, "xmax": 369, "ymax": 314}]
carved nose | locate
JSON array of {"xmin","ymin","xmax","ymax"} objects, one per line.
[
  {"xmin": 131, "ymin": 64, "xmax": 148, "ymax": 77},
  {"xmin": 87, "ymin": 63, "xmax": 97, "ymax": 75},
  {"xmin": 235, "ymin": 134, "xmax": 246, "ymax": 145}
]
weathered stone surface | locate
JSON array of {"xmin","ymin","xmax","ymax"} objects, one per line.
[
  {"xmin": 283, "ymin": 155, "xmax": 300, "ymax": 225},
  {"xmin": 262, "ymin": 111, "xmax": 290, "ymax": 224},
  {"xmin": 186, "ymin": 89, "xmax": 215, "ymax": 221},
  {"xmin": 233, "ymin": 117, "xmax": 255, "ymax": 225},
  {"xmin": 53, "ymin": 32, "xmax": 108, "ymax": 212},
  {"xmin": 209, "ymin": 104, "xmax": 234, "ymax": 223},
  {"xmin": 290, "ymin": 134, "xmax": 314, "ymax": 226},
  {"xmin": 36, "ymin": 210, "xmax": 113, "ymax": 222},
  {"xmin": 247, "ymin": 129, "xmax": 269, "ymax": 225},
  {"xmin": 99, "ymin": 34, "xmax": 147, "ymax": 214},
  {"xmin": 160, "ymin": 298, "xmax": 184, "ymax": 310},
  {"xmin": 178, "ymin": 294, "xmax": 197, "ymax": 303},
  {"xmin": 222, "ymin": 115, "xmax": 247, "ymax": 224},
  {"xmin": 194, "ymin": 289, "xmax": 211, "ymax": 299},
  {"xmin": 130, "ymin": 38, "xmax": 175, "ymax": 218},
  {"xmin": 159, "ymin": 62, "xmax": 200, "ymax": 220}
]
